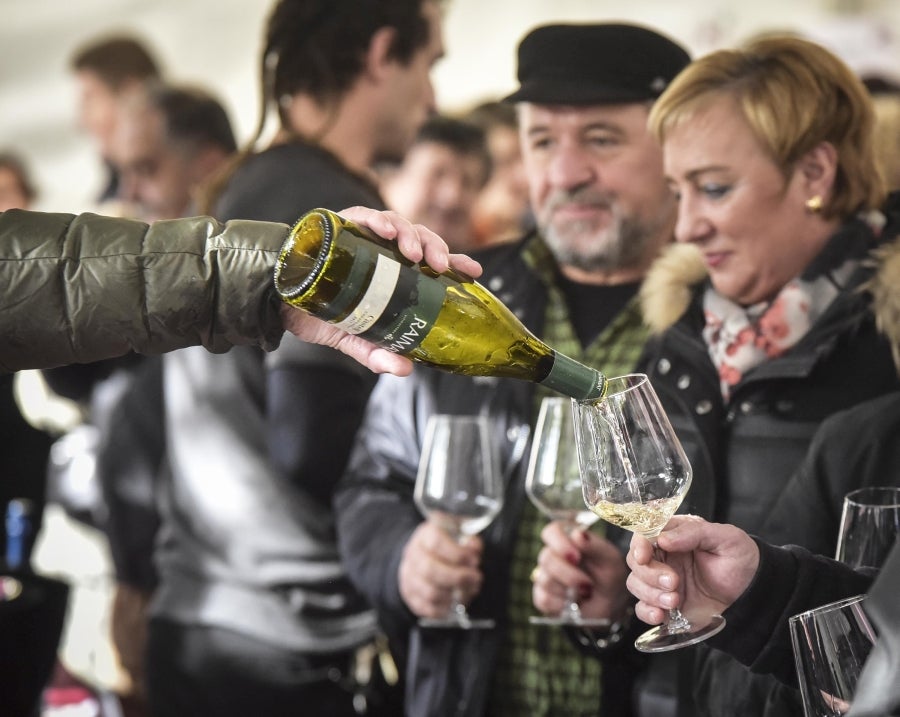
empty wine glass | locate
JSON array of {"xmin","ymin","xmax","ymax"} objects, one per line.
[
  {"xmin": 835, "ymin": 486, "xmax": 900, "ymax": 570},
  {"xmin": 414, "ymin": 414, "xmax": 503, "ymax": 629},
  {"xmin": 525, "ymin": 396, "xmax": 609, "ymax": 627},
  {"xmin": 572, "ymin": 373, "xmax": 726, "ymax": 652},
  {"xmin": 790, "ymin": 594, "xmax": 877, "ymax": 716}
]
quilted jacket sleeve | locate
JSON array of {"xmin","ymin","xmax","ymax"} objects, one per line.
[{"xmin": 0, "ymin": 209, "xmax": 290, "ymax": 372}]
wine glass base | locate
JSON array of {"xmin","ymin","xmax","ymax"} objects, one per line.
[
  {"xmin": 419, "ymin": 616, "xmax": 496, "ymax": 630},
  {"xmin": 529, "ymin": 615, "xmax": 611, "ymax": 628},
  {"xmin": 634, "ymin": 614, "xmax": 726, "ymax": 653}
]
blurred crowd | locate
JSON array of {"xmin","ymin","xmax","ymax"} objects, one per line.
[{"xmin": 3, "ymin": 2, "xmax": 900, "ymax": 717}]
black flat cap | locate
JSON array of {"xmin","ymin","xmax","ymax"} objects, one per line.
[{"xmin": 504, "ymin": 23, "xmax": 691, "ymax": 105}]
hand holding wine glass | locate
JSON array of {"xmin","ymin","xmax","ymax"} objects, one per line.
[
  {"xmin": 413, "ymin": 414, "xmax": 503, "ymax": 629},
  {"xmin": 526, "ymin": 397, "xmax": 610, "ymax": 627},
  {"xmin": 573, "ymin": 373, "xmax": 726, "ymax": 652}
]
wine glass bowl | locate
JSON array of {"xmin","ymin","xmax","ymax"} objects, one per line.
[
  {"xmin": 414, "ymin": 414, "xmax": 503, "ymax": 629},
  {"xmin": 789, "ymin": 594, "xmax": 877, "ymax": 716},
  {"xmin": 835, "ymin": 486, "xmax": 900, "ymax": 570},
  {"xmin": 573, "ymin": 373, "xmax": 726, "ymax": 652},
  {"xmin": 525, "ymin": 397, "xmax": 608, "ymax": 627}
]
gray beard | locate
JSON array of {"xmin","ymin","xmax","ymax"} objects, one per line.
[{"xmin": 543, "ymin": 214, "xmax": 660, "ymax": 274}]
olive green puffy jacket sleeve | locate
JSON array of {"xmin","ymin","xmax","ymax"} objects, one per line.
[{"xmin": 1, "ymin": 209, "xmax": 291, "ymax": 372}]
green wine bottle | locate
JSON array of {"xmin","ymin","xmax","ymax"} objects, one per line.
[{"xmin": 274, "ymin": 208, "xmax": 607, "ymax": 401}]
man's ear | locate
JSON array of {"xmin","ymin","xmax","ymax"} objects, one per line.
[
  {"xmin": 188, "ymin": 146, "xmax": 229, "ymax": 186},
  {"xmin": 364, "ymin": 26, "xmax": 398, "ymax": 82},
  {"xmin": 796, "ymin": 141, "xmax": 838, "ymax": 198}
]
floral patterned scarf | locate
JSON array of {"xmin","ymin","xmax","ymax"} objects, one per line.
[{"xmin": 702, "ymin": 268, "xmax": 852, "ymax": 401}]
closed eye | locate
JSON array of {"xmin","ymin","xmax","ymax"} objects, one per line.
[{"xmin": 700, "ymin": 183, "xmax": 731, "ymax": 199}]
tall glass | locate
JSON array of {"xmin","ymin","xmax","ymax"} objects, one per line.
[
  {"xmin": 413, "ymin": 414, "xmax": 503, "ymax": 629},
  {"xmin": 573, "ymin": 373, "xmax": 725, "ymax": 652},
  {"xmin": 835, "ymin": 486, "xmax": 900, "ymax": 570},
  {"xmin": 790, "ymin": 595, "xmax": 877, "ymax": 716},
  {"xmin": 525, "ymin": 397, "xmax": 608, "ymax": 627}
]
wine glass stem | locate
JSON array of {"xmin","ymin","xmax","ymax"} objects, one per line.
[
  {"xmin": 563, "ymin": 586, "xmax": 583, "ymax": 620},
  {"xmin": 562, "ymin": 521, "xmax": 586, "ymax": 619},
  {"xmin": 652, "ymin": 542, "xmax": 692, "ymax": 632},
  {"xmin": 450, "ymin": 588, "xmax": 472, "ymax": 626}
]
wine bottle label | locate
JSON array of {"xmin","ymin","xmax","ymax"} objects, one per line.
[
  {"xmin": 542, "ymin": 353, "xmax": 607, "ymax": 400},
  {"xmin": 331, "ymin": 252, "xmax": 446, "ymax": 353},
  {"xmin": 331, "ymin": 252, "xmax": 401, "ymax": 333}
]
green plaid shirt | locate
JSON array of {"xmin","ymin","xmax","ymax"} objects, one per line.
[{"xmin": 488, "ymin": 235, "xmax": 648, "ymax": 716}]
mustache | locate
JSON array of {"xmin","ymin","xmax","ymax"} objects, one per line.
[{"xmin": 544, "ymin": 187, "xmax": 614, "ymax": 214}]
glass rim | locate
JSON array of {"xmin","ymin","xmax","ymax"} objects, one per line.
[
  {"xmin": 577, "ymin": 373, "xmax": 649, "ymax": 403},
  {"xmin": 843, "ymin": 486, "xmax": 900, "ymax": 508},
  {"xmin": 788, "ymin": 593, "xmax": 867, "ymax": 624}
]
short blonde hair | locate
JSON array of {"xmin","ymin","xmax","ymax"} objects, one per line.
[{"xmin": 649, "ymin": 35, "xmax": 885, "ymax": 220}]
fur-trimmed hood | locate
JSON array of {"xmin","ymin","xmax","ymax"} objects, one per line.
[
  {"xmin": 639, "ymin": 235, "xmax": 900, "ymax": 367},
  {"xmin": 866, "ymin": 235, "xmax": 900, "ymax": 368},
  {"xmin": 639, "ymin": 242, "xmax": 707, "ymax": 335}
]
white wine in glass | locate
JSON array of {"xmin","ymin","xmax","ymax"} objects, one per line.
[
  {"xmin": 573, "ymin": 374, "xmax": 726, "ymax": 652},
  {"xmin": 525, "ymin": 397, "xmax": 609, "ymax": 627},
  {"xmin": 414, "ymin": 414, "xmax": 503, "ymax": 629}
]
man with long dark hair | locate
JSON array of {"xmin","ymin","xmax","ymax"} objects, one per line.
[{"xmin": 144, "ymin": 2, "xmax": 445, "ymax": 716}]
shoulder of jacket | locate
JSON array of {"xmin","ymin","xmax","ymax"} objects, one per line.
[{"xmin": 640, "ymin": 243, "xmax": 707, "ymax": 335}]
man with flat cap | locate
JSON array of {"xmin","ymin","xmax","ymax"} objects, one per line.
[{"xmin": 334, "ymin": 23, "xmax": 690, "ymax": 716}]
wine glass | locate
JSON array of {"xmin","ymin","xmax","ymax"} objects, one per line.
[
  {"xmin": 414, "ymin": 414, "xmax": 503, "ymax": 629},
  {"xmin": 789, "ymin": 594, "xmax": 877, "ymax": 716},
  {"xmin": 572, "ymin": 373, "xmax": 726, "ymax": 652},
  {"xmin": 835, "ymin": 486, "xmax": 900, "ymax": 570},
  {"xmin": 525, "ymin": 396, "xmax": 610, "ymax": 627}
]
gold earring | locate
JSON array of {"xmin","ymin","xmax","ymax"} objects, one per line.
[{"xmin": 805, "ymin": 195, "xmax": 823, "ymax": 213}]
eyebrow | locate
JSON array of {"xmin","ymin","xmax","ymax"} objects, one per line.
[
  {"xmin": 525, "ymin": 120, "xmax": 626, "ymax": 138},
  {"xmin": 679, "ymin": 165, "xmax": 731, "ymax": 182}
]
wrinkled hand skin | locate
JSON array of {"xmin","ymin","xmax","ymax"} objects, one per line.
[{"xmin": 626, "ymin": 515, "xmax": 759, "ymax": 626}]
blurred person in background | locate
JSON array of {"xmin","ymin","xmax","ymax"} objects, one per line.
[
  {"xmin": 0, "ymin": 151, "xmax": 53, "ymax": 568},
  {"xmin": 69, "ymin": 34, "xmax": 161, "ymax": 209},
  {"xmin": 379, "ymin": 113, "xmax": 490, "ymax": 251},
  {"xmin": 463, "ymin": 99, "xmax": 532, "ymax": 245},
  {"xmin": 144, "ymin": 1, "xmax": 445, "ymax": 715},
  {"xmin": 0, "ymin": 151, "xmax": 38, "ymax": 212},
  {"xmin": 111, "ymin": 83, "xmax": 237, "ymax": 222},
  {"xmin": 93, "ymin": 82, "xmax": 239, "ymax": 717}
]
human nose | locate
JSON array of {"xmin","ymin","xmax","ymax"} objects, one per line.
[
  {"xmin": 118, "ymin": 173, "xmax": 139, "ymax": 203},
  {"xmin": 424, "ymin": 78, "xmax": 437, "ymax": 116},
  {"xmin": 546, "ymin": 144, "xmax": 595, "ymax": 191},
  {"xmin": 673, "ymin": 194, "xmax": 711, "ymax": 244},
  {"xmin": 436, "ymin": 177, "xmax": 464, "ymax": 208}
]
